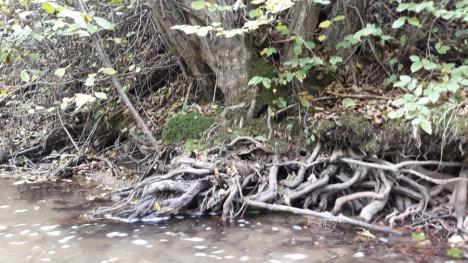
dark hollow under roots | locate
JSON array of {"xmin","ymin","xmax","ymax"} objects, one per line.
[{"xmin": 90, "ymin": 137, "xmax": 468, "ymax": 235}]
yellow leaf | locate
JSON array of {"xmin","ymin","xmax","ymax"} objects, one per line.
[
  {"xmin": 99, "ymin": 67, "xmax": 117, "ymax": 76},
  {"xmin": 318, "ymin": 35, "xmax": 327, "ymax": 42},
  {"xmin": 319, "ymin": 20, "xmax": 333, "ymax": 28},
  {"xmin": 81, "ymin": 13, "xmax": 93, "ymax": 22},
  {"xmin": 153, "ymin": 202, "xmax": 161, "ymax": 212}
]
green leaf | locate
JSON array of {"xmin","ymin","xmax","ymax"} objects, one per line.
[
  {"xmin": 99, "ymin": 67, "xmax": 117, "ymax": 76},
  {"xmin": 260, "ymin": 47, "xmax": 277, "ymax": 57},
  {"xmin": 411, "ymin": 232, "xmax": 427, "ymax": 242},
  {"xmin": 333, "ymin": 15, "xmax": 345, "ymax": 22},
  {"xmin": 261, "ymin": 78, "xmax": 271, "ymax": 89},
  {"xmin": 248, "ymin": 76, "xmax": 263, "ymax": 86},
  {"xmin": 94, "ymin": 17, "xmax": 114, "ymax": 30},
  {"xmin": 421, "ymin": 59, "xmax": 437, "ymax": 70},
  {"xmin": 419, "ymin": 118, "xmax": 432, "ymax": 135},
  {"xmin": 446, "ymin": 248, "xmax": 463, "ymax": 259},
  {"xmin": 94, "ymin": 92, "xmax": 108, "ymax": 100},
  {"xmin": 411, "ymin": 61, "xmax": 423, "ymax": 72},
  {"xmin": 298, "ymin": 96, "xmax": 311, "ymax": 108},
  {"xmin": 435, "ymin": 42, "xmax": 450, "ymax": 54},
  {"xmin": 275, "ymin": 24, "xmax": 289, "ymax": 36},
  {"xmin": 41, "ymin": 1, "xmax": 55, "ymax": 14},
  {"xmin": 394, "ymin": 75, "xmax": 411, "ymax": 87},
  {"xmin": 407, "ymin": 17, "xmax": 420, "ymax": 26},
  {"xmin": 293, "ymin": 45, "xmax": 302, "ymax": 56},
  {"xmin": 54, "ymin": 67, "xmax": 66, "ymax": 78},
  {"xmin": 342, "ymin": 98, "xmax": 356, "ymax": 108},
  {"xmin": 329, "ymin": 56, "xmax": 342, "ymax": 65},
  {"xmin": 249, "ymin": 8, "xmax": 263, "ymax": 18},
  {"xmin": 392, "ymin": 16, "xmax": 407, "ymax": 29},
  {"xmin": 409, "ymin": 55, "xmax": 420, "ymax": 62},
  {"xmin": 15, "ymin": 155, "xmax": 29, "ymax": 166},
  {"xmin": 20, "ymin": 70, "xmax": 30, "ymax": 82},
  {"xmin": 191, "ymin": 1, "xmax": 206, "ymax": 10}
]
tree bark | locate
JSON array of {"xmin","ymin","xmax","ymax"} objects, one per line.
[
  {"xmin": 324, "ymin": 0, "xmax": 367, "ymax": 51},
  {"xmin": 151, "ymin": 0, "xmax": 251, "ymax": 105}
]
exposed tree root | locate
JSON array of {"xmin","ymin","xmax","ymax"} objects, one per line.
[{"xmin": 89, "ymin": 137, "xmax": 467, "ymax": 235}]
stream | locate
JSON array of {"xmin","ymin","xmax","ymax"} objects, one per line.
[{"xmin": 0, "ymin": 178, "xmax": 459, "ymax": 263}]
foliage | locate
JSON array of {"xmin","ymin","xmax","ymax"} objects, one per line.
[
  {"xmin": 171, "ymin": 0, "xmax": 467, "ymax": 136},
  {"xmin": 0, "ymin": 0, "xmax": 168, "ymax": 113},
  {"xmin": 1, "ymin": 0, "xmax": 467, "ymax": 140},
  {"xmin": 162, "ymin": 112, "xmax": 214, "ymax": 144}
]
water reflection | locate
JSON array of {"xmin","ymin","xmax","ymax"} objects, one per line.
[{"xmin": 0, "ymin": 179, "xmax": 452, "ymax": 263}]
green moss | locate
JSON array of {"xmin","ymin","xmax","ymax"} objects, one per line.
[
  {"xmin": 162, "ymin": 113, "xmax": 214, "ymax": 145},
  {"xmin": 183, "ymin": 139, "xmax": 204, "ymax": 152},
  {"xmin": 210, "ymin": 117, "xmax": 269, "ymax": 146}
]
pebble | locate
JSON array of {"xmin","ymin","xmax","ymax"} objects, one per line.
[{"xmin": 353, "ymin": 251, "xmax": 365, "ymax": 258}]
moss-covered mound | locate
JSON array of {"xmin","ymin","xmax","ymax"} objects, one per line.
[
  {"xmin": 314, "ymin": 113, "xmax": 467, "ymax": 160},
  {"xmin": 162, "ymin": 113, "xmax": 214, "ymax": 144}
]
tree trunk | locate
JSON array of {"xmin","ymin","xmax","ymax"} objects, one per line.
[
  {"xmin": 283, "ymin": 0, "xmax": 320, "ymax": 61},
  {"xmin": 324, "ymin": 0, "xmax": 366, "ymax": 51},
  {"xmin": 151, "ymin": 0, "xmax": 251, "ymax": 106},
  {"xmin": 324, "ymin": 0, "xmax": 367, "ymax": 84}
]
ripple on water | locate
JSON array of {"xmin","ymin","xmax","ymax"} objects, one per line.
[
  {"xmin": 106, "ymin": 232, "xmax": 128, "ymax": 238},
  {"xmin": 40, "ymin": 225, "xmax": 59, "ymax": 231},
  {"xmin": 131, "ymin": 239, "xmax": 148, "ymax": 245},
  {"xmin": 182, "ymin": 237, "xmax": 204, "ymax": 242},
  {"xmin": 58, "ymin": 236, "xmax": 75, "ymax": 244},
  {"xmin": 46, "ymin": 231, "xmax": 61, "ymax": 237},
  {"xmin": 283, "ymin": 253, "xmax": 307, "ymax": 260}
]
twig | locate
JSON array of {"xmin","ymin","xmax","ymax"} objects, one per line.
[{"xmin": 56, "ymin": 109, "xmax": 80, "ymax": 152}]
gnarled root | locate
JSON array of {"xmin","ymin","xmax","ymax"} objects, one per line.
[{"xmin": 89, "ymin": 138, "xmax": 467, "ymax": 235}]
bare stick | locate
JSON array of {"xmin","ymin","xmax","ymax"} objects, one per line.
[
  {"xmin": 455, "ymin": 163, "xmax": 467, "ymax": 229},
  {"xmin": 243, "ymin": 198, "xmax": 402, "ymax": 235},
  {"xmin": 76, "ymin": 0, "xmax": 160, "ymax": 153},
  {"xmin": 56, "ymin": 109, "xmax": 80, "ymax": 152}
]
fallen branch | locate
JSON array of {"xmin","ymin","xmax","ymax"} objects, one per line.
[{"xmin": 243, "ymin": 198, "xmax": 402, "ymax": 235}]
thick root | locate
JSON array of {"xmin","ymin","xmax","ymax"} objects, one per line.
[{"xmin": 89, "ymin": 138, "xmax": 468, "ymax": 235}]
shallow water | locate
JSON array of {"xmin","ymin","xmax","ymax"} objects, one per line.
[{"xmin": 0, "ymin": 179, "xmax": 457, "ymax": 263}]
